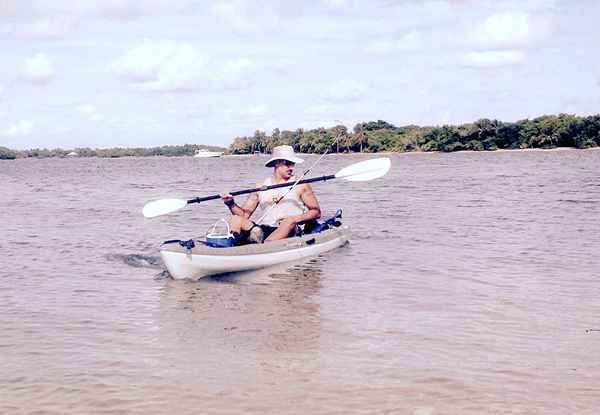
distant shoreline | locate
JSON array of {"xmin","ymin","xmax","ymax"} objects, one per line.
[
  {"xmin": 4, "ymin": 146, "xmax": 600, "ymax": 161},
  {"xmin": 2, "ymin": 112, "xmax": 600, "ymax": 160}
]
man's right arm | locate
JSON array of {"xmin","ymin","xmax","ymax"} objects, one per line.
[{"xmin": 220, "ymin": 190, "xmax": 259, "ymax": 219}]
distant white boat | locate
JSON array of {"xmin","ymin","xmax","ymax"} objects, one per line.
[{"xmin": 194, "ymin": 149, "xmax": 223, "ymax": 158}]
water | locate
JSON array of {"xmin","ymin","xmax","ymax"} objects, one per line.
[{"xmin": 1, "ymin": 150, "xmax": 599, "ymax": 414}]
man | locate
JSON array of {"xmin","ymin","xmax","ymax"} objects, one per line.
[{"xmin": 220, "ymin": 145, "xmax": 321, "ymax": 244}]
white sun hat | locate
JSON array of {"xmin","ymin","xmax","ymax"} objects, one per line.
[{"xmin": 264, "ymin": 145, "xmax": 304, "ymax": 167}]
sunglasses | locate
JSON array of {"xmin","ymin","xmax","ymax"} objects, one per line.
[{"xmin": 277, "ymin": 160, "xmax": 295, "ymax": 166}]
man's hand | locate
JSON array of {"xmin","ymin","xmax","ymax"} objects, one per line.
[{"xmin": 219, "ymin": 192, "xmax": 235, "ymax": 207}]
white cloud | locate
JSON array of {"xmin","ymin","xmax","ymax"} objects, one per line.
[
  {"xmin": 471, "ymin": 12, "xmax": 535, "ymax": 48},
  {"xmin": 77, "ymin": 104, "xmax": 104, "ymax": 122},
  {"xmin": 2, "ymin": 17, "xmax": 78, "ymax": 40},
  {"xmin": 324, "ymin": 80, "xmax": 368, "ymax": 102},
  {"xmin": 305, "ymin": 104, "xmax": 335, "ymax": 115},
  {"xmin": 1, "ymin": 120, "xmax": 35, "ymax": 137},
  {"xmin": 366, "ymin": 31, "xmax": 422, "ymax": 54},
  {"xmin": 224, "ymin": 104, "xmax": 269, "ymax": 125},
  {"xmin": 27, "ymin": 17, "xmax": 77, "ymax": 39},
  {"xmin": 21, "ymin": 53, "xmax": 54, "ymax": 84},
  {"xmin": 112, "ymin": 39, "xmax": 264, "ymax": 92},
  {"xmin": 112, "ymin": 39, "xmax": 208, "ymax": 91},
  {"xmin": 239, "ymin": 105, "xmax": 268, "ymax": 118},
  {"xmin": 0, "ymin": 0, "xmax": 200, "ymax": 20},
  {"xmin": 220, "ymin": 58, "xmax": 260, "ymax": 89},
  {"xmin": 298, "ymin": 118, "xmax": 341, "ymax": 130},
  {"xmin": 111, "ymin": 39, "xmax": 193, "ymax": 82},
  {"xmin": 77, "ymin": 104, "xmax": 97, "ymax": 114},
  {"xmin": 211, "ymin": 1, "xmax": 262, "ymax": 33},
  {"xmin": 85, "ymin": 0, "xmax": 202, "ymax": 20},
  {"xmin": 322, "ymin": 0, "xmax": 350, "ymax": 8},
  {"xmin": 209, "ymin": 0, "xmax": 308, "ymax": 34},
  {"xmin": 461, "ymin": 50, "xmax": 525, "ymax": 68}
]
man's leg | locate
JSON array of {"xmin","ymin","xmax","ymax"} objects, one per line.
[
  {"xmin": 228, "ymin": 215, "xmax": 254, "ymax": 233},
  {"xmin": 264, "ymin": 222, "xmax": 295, "ymax": 241}
]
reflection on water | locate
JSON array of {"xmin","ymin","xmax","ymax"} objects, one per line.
[
  {"xmin": 150, "ymin": 260, "xmax": 325, "ymax": 412},
  {"xmin": 2, "ymin": 151, "xmax": 600, "ymax": 414}
]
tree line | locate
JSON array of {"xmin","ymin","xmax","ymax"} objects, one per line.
[
  {"xmin": 229, "ymin": 113, "xmax": 600, "ymax": 154},
  {"xmin": 0, "ymin": 144, "xmax": 225, "ymax": 160},
  {"xmin": 2, "ymin": 113, "xmax": 599, "ymax": 160}
]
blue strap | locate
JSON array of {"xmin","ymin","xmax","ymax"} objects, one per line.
[{"xmin": 163, "ymin": 239, "xmax": 195, "ymax": 249}]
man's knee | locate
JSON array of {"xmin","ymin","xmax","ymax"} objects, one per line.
[
  {"xmin": 229, "ymin": 215, "xmax": 254, "ymax": 231},
  {"xmin": 228, "ymin": 215, "xmax": 245, "ymax": 232},
  {"xmin": 229, "ymin": 215, "xmax": 243, "ymax": 226}
]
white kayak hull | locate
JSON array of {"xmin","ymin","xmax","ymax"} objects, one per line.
[{"xmin": 160, "ymin": 227, "xmax": 350, "ymax": 280}]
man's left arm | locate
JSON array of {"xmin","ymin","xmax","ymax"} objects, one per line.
[{"xmin": 292, "ymin": 184, "xmax": 321, "ymax": 224}]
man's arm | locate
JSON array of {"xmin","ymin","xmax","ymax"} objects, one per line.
[
  {"xmin": 221, "ymin": 189, "xmax": 259, "ymax": 219},
  {"xmin": 290, "ymin": 184, "xmax": 321, "ymax": 224}
]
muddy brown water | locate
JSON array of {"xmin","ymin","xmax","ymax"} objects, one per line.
[{"xmin": 1, "ymin": 150, "xmax": 599, "ymax": 414}]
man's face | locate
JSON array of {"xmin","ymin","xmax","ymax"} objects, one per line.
[{"xmin": 275, "ymin": 160, "xmax": 295, "ymax": 179}]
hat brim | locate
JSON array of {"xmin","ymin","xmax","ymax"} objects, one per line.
[{"xmin": 265, "ymin": 156, "xmax": 304, "ymax": 168}]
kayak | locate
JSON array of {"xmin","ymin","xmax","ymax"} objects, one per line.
[{"xmin": 160, "ymin": 226, "xmax": 350, "ymax": 280}]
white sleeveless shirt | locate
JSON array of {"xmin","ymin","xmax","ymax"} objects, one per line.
[{"xmin": 257, "ymin": 176, "xmax": 305, "ymax": 226}]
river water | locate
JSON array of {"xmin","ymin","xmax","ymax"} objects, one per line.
[{"xmin": 1, "ymin": 150, "xmax": 599, "ymax": 414}]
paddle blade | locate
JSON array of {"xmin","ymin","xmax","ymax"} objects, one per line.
[
  {"xmin": 335, "ymin": 157, "xmax": 391, "ymax": 181},
  {"xmin": 142, "ymin": 198, "xmax": 187, "ymax": 218}
]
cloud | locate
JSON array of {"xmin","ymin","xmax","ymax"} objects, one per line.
[
  {"xmin": 211, "ymin": 1, "xmax": 262, "ymax": 33},
  {"xmin": 21, "ymin": 53, "xmax": 54, "ymax": 84},
  {"xmin": 366, "ymin": 31, "xmax": 422, "ymax": 54},
  {"xmin": 77, "ymin": 104, "xmax": 104, "ymax": 122},
  {"xmin": 220, "ymin": 58, "xmax": 260, "ymax": 89},
  {"xmin": 469, "ymin": 12, "xmax": 539, "ymax": 48},
  {"xmin": 1, "ymin": 120, "xmax": 34, "ymax": 137},
  {"xmin": 0, "ymin": 16, "xmax": 78, "ymax": 40},
  {"xmin": 112, "ymin": 40, "xmax": 197, "ymax": 82},
  {"xmin": 209, "ymin": 0, "xmax": 308, "ymax": 34},
  {"xmin": 238, "ymin": 105, "xmax": 268, "ymax": 118},
  {"xmin": 0, "ymin": 0, "xmax": 200, "ymax": 19},
  {"xmin": 25, "ymin": 17, "xmax": 77, "ymax": 39},
  {"xmin": 321, "ymin": 0, "xmax": 351, "ymax": 7},
  {"xmin": 297, "ymin": 118, "xmax": 341, "ymax": 130},
  {"xmin": 111, "ymin": 39, "xmax": 263, "ymax": 92},
  {"xmin": 224, "ymin": 104, "xmax": 269, "ymax": 125},
  {"xmin": 84, "ymin": 0, "xmax": 204, "ymax": 20},
  {"xmin": 324, "ymin": 80, "xmax": 368, "ymax": 102},
  {"xmin": 305, "ymin": 104, "xmax": 338, "ymax": 116},
  {"xmin": 461, "ymin": 50, "xmax": 525, "ymax": 68},
  {"xmin": 77, "ymin": 104, "xmax": 96, "ymax": 114},
  {"xmin": 111, "ymin": 39, "xmax": 208, "ymax": 91}
]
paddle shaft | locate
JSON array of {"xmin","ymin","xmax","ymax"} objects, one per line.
[{"xmin": 187, "ymin": 174, "xmax": 336, "ymax": 204}]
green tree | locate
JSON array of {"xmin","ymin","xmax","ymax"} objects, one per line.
[{"xmin": 0, "ymin": 146, "xmax": 17, "ymax": 159}]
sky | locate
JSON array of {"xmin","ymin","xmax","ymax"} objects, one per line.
[{"xmin": 1, "ymin": 0, "xmax": 599, "ymax": 150}]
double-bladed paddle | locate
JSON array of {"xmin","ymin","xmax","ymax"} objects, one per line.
[{"xmin": 142, "ymin": 157, "xmax": 391, "ymax": 218}]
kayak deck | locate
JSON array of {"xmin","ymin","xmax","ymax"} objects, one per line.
[{"xmin": 160, "ymin": 226, "xmax": 350, "ymax": 280}]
